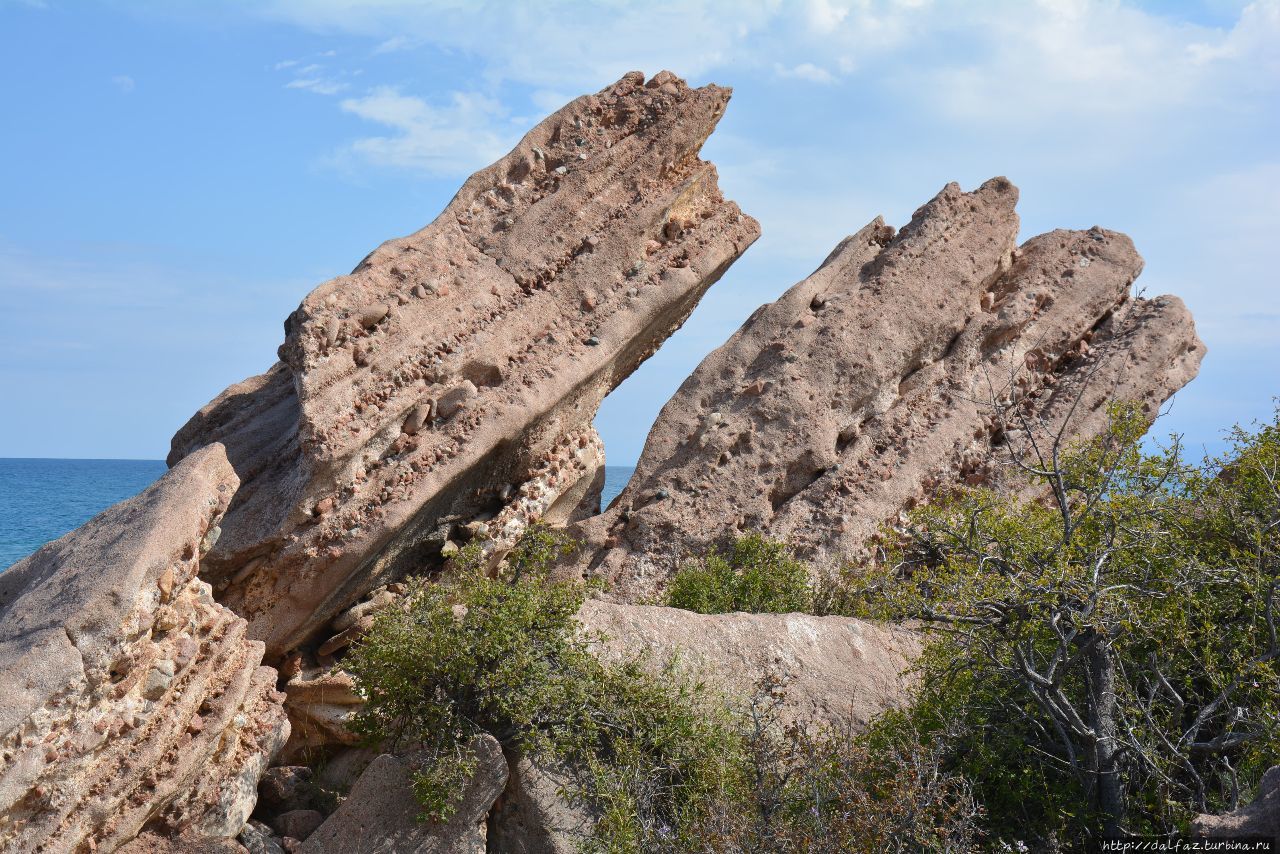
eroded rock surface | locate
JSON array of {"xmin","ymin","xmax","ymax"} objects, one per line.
[
  {"xmin": 0, "ymin": 445, "xmax": 287, "ymax": 853},
  {"xmin": 568, "ymin": 178, "xmax": 1204, "ymax": 595},
  {"xmin": 170, "ymin": 70, "xmax": 759, "ymax": 658}
]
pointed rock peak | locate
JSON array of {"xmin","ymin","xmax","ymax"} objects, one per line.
[{"xmin": 169, "ymin": 73, "xmax": 759, "ymax": 657}]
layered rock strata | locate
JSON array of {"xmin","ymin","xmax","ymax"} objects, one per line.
[
  {"xmin": 567, "ymin": 178, "xmax": 1204, "ymax": 595},
  {"xmin": 169, "ymin": 70, "xmax": 759, "ymax": 658},
  {"xmin": 0, "ymin": 445, "xmax": 287, "ymax": 853}
]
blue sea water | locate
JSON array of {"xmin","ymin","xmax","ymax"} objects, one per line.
[
  {"xmin": 599, "ymin": 465, "xmax": 634, "ymax": 512},
  {"xmin": 0, "ymin": 458, "xmax": 637, "ymax": 571},
  {"xmin": 0, "ymin": 458, "xmax": 168, "ymax": 570}
]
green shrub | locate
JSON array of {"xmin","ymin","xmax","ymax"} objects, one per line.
[
  {"xmin": 665, "ymin": 533, "xmax": 813, "ymax": 614},
  {"xmin": 843, "ymin": 404, "xmax": 1280, "ymax": 846},
  {"xmin": 346, "ymin": 525, "xmax": 981, "ymax": 852},
  {"xmin": 345, "ymin": 526, "xmax": 744, "ymax": 850},
  {"xmin": 701, "ymin": 677, "xmax": 982, "ymax": 852}
]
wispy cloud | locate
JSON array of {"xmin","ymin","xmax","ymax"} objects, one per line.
[
  {"xmin": 273, "ymin": 51, "xmax": 351, "ymax": 95},
  {"xmin": 775, "ymin": 62, "xmax": 835, "ymax": 84},
  {"xmin": 332, "ymin": 87, "xmax": 515, "ymax": 176},
  {"xmin": 254, "ymin": 0, "xmax": 1279, "ymax": 123},
  {"xmin": 111, "ymin": 74, "xmax": 135, "ymax": 93},
  {"xmin": 286, "ymin": 77, "xmax": 347, "ymax": 95}
]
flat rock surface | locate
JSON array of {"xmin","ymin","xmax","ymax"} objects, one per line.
[
  {"xmin": 567, "ymin": 178, "xmax": 1204, "ymax": 595},
  {"xmin": 579, "ymin": 600, "xmax": 921, "ymax": 731},
  {"xmin": 170, "ymin": 70, "xmax": 759, "ymax": 658},
  {"xmin": 0, "ymin": 445, "xmax": 287, "ymax": 853},
  {"xmin": 301, "ymin": 735, "xmax": 508, "ymax": 854}
]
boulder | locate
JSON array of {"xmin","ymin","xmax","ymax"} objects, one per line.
[
  {"xmin": 578, "ymin": 600, "xmax": 920, "ymax": 731},
  {"xmin": 169, "ymin": 70, "xmax": 759, "ymax": 659},
  {"xmin": 486, "ymin": 602, "xmax": 918, "ymax": 851},
  {"xmin": 566, "ymin": 179, "xmax": 1204, "ymax": 595},
  {"xmin": 279, "ymin": 668, "xmax": 365, "ymax": 761},
  {"xmin": 486, "ymin": 754, "xmax": 590, "ymax": 854},
  {"xmin": 272, "ymin": 809, "xmax": 324, "ymax": 842},
  {"xmin": 0, "ymin": 445, "xmax": 288, "ymax": 853},
  {"xmin": 300, "ymin": 735, "xmax": 508, "ymax": 854},
  {"xmin": 1192, "ymin": 765, "xmax": 1280, "ymax": 841},
  {"xmin": 257, "ymin": 766, "xmax": 319, "ymax": 815}
]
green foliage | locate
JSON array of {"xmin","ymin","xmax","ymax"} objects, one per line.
[
  {"xmin": 845, "ymin": 403, "xmax": 1280, "ymax": 846},
  {"xmin": 345, "ymin": 525, "xmax": 743, "ymax": 848},
  {"xmin": 697, "ymin": 678, "xmax": 982, "ymax": 852},
  {"xmin": 665, "ymin": 533, "xmax": 813, "ymax": 614},
  {"xmin": 346, "ymin": 525, "xmax": 980, "ymax": 851}
]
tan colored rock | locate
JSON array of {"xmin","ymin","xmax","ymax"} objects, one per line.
[
  {"xmin": 486, "ymin": 602, "xmax": 919, "ymax": 851},
  {"xmin": 578, "ymin": 600, "xmax": 920, "ymax": 731},
  {"xmin": 169, "ymin": 71, "xmax": 759, "ymax": 658},
  {"xmin": 278, "ymin": 666, "xmax": 364, "ymax": 761},
  {"xmin": 567, "ymin": 179, "xmax": 1204, "ymax": 595},
  {"xmin": 1192, "ymin": 765, "xmax": 1280, "ymax": 841},
  {"xmin": 486, "ymin": 754, "xmax": 589, "ymax": 854},
  {"xmin": 0, "ymin": 445, "xmax": 287, "ymax": 853},
  {"xmin": 300, "ymin": 735, "xmax": 508, "ymax": 854}
]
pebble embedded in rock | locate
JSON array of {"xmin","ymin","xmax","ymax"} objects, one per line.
[
  {"xmin": 436, "ymin": 381, "xmax": 478, "ymax": 419},
  {"xmin": 358, "ymin": 305, "xmax": 389, "ymax": 329},
  {"xmin": 401, "ymin": 400, "xmax": 436, "ymax": 435}
]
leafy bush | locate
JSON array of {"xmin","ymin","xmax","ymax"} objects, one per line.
[
  {"xmin": 346, "ymin": 525, "xmax": 980, "ymax": 852},
  {"xmin": 843, "ymin": 404, "xmax": 1280, "ymax": 846},
  {"xmin": 697, "ymin": 676, "xmax": 982, "ymax": 852},
  {"xmin": 345, "ymin": 526, "xmax": 744, "ymax": 849},
  {"xmin": 665, "ymin": 533, "xmax": 813, "ymax": 614}
]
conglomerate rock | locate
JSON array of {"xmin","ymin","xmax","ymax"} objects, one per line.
[
  {"xmin": 566, "ymin": 178, "xmax": 1205, "ymax": 596},
  {"xmin": 169, "ymin": 70, "xmax": 759, "ymax": 659},
  {"xmin": 0, "ymin": 445, "xmax": 287, "ymax": 853}
]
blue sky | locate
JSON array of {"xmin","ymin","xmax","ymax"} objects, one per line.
[{"xmin": 1, "ymin": 0, "xmax": 1276, "ymax": 464}]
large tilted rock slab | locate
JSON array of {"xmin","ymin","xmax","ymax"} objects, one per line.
[
  {"xmin": 486, "ymin": 601, "xmax": 920, "ymax": 852},
  {"xmin": 579, "ymin": 601, "xmax": 920, "ymax": 730},
  {"xmin": 567, "ymin": 178, "xmax": 1205, "ymax": 595},
  {"xmin": 0, "ymin": 445, "xmax": 288, "ymax": 853},
  {"xmin": 169, "ymin": 70, "xmax": 759, "ymax": 658}
]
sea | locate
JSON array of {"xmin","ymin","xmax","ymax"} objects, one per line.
[{"xmin": 0, "ymin": 459, "xmax": 636, "ymax": 571}]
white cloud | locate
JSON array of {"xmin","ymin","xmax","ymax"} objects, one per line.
[
  {"xmin": 252, "ymin": 0, "xmax": 1279, "ymax": 126},
  {"xmin": 333, "ymin": 87, "xmax": 515, "ymax": 176},
  {"xmin": 286, "ymin": 77, "xmax": 348, "ymax": 95},
  {"xmin": 274, "ymin": 53, "xmax": 354, "ymax": 96},
  {"xmin": 111, "ymin": 74, "xmax": 135, "ymax": 93},
  {"xmin": 775, "ymin": 61, "xmax": 835, "ymax": 83}
]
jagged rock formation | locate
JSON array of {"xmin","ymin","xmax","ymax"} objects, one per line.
[
  {"xmin": 0, "ymin": 445, "xmax": 287, "ymax": 853},
  {"xmin": 169, "ymin": 70, "xmax": 759, "ymax": 659},
  {"xmin": 566, "ymin": 178, "xmax": 1205, "ymax": 595}
]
